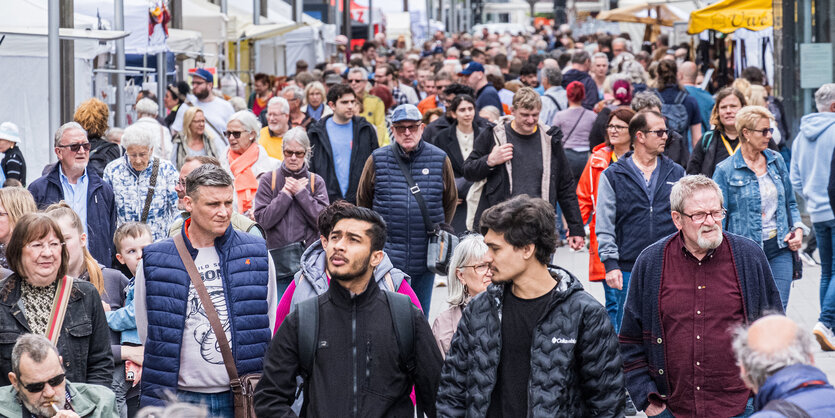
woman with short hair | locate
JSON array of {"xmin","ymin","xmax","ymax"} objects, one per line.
[
  {"xmin": 552, "ymin": 81, "xmax": 598, "ymax": 181},
  {"xmin": 226, "ymin": 110, "xmax": 280, "ymax": 217},
  {"xmin": 431, "ymin": 234, "xmax": 491, "ymax": 357},
  {"xmin": 103, "ymin": 123, "xmax": 179, "ymax": 241},
  {"xmin": 713, "ymin": 106, "xmax": 807, "ymax": 310},
  {"xmin": 302, "ymin": 81, "xmax": 332, "ymax": 122}
]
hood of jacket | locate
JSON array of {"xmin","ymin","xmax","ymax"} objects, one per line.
[
  {"xmin": 562, "ymin": 69, "xmax": 591, "ymax": 84},
  {"xmin": 296, "ymin": 240, "xmax": 407, "ymax": 290},
  {"xmin": 799, "ymin": 111, "xmax": 835, "ymax": 141},
  {"xmin": 754, "ymin": 364, "xmax": 832, "ymax": 410}
]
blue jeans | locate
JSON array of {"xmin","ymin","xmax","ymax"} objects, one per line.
[
  {"xmin": 652, "ymin": 398, "xmax": 753, "ymax": 417},
  {"xmin": 602, "ymin": 271, "xmax": 631, "ymax": 333},
  {"xmin": 412, "ymin": 271, "xmax": 435, "ymax": 319},
  {"xmin": 814, "ymin": 220, "xmax": 835, "ymax": 328},
  {"xmin": 763, "ymin": 237, "xmax": 793, "ymax": 311},
  {"xmin": 177, "ymin": 390, "xmax": 233, "ymax": 418}
]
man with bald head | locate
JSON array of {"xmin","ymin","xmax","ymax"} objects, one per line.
[
  {"xmin": 733, "ymin": 315, "xmax": 835, "ymax": 416},
  {"xmin": 678, "ymin": 61, "xmax": 714, "ymax": 140}
]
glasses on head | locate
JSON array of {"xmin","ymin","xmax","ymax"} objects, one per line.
[
  {"xmin": 27, "ymin": 240, "xmax": 64, "ymax": 254},
  {"xmin": 348, "ymin": 79, "xmax": 365, "ymax": 84},
  {"xmin": 283, "ymin": 150, "xmax": 306, "ymax": 158},
  {"xmin": 607, "ymin": 124, "xmax": 628, "ymax": 132},
  {"xmin": 56, "ymin": 142, "xmax": 91, "ymax": 153},
  {"xmin": 224, "ymin": 130, "xmax": 245, "ymax": 139},
  {"xmin": 642, "ymin": 129, "xmax": 671, "ymax": 138},
  {"xmin": 748, "ymin": 127, "xmax": 774, "ymax": 136},
  {"xmin": 21, "ymin": 373, "xmax": 65, "ymax": 393},
  {"xmin": 393, "ymin": 124, "xmax": 420, "ymax": 134},
  {"xmin": 680, "ymin": 209, "xmax": 727, "ymax": 224},
  {"xmin": 461, "ymin": 263, "xmax": 490, "ymax": 275}
]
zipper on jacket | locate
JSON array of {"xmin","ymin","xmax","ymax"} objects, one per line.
[{"xmin": 351, "ymin": 302, "xmax": 358, "ymax": 417}]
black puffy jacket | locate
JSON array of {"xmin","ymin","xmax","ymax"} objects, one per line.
[{"xmin": 436, "ymin": 267, "xmax": 625, "ymax": 417}]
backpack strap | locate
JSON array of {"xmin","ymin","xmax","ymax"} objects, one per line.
[
  {"xmin": 385, "ymin": 291, "xmax": 416, "ymax": 376},
  {"xmin": 271, "ymin": 170, "xmax": 277, "ymax": 191},
  {"xmin": 310, "ymin": 173, "xmax": 315, "ymax": 193},
  {"xmin": 297, "ymin": 296, "xmax": 319, "ymax": 378},
  {"xmin": 543, "ymin": 94, "xmax": 562, "ymax": 111},
  {"xmin": 701, "ymin": 130, "xmax": 716, "ymax": 152},
  {"xmin": 674, "ymin": 90, "xmax": 687, "ymax": 105},
  {"xmin": 762, "ymin": 399, "xmax": 812, "ymax": 418}
]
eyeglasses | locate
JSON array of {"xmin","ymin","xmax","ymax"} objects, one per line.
[
  {"xmin": 126, "ymin": 151, "xmax": 149, "ymax": 159},
  {"xmin": 21, "ymin": 373, "xmax": 65, "ymax": 393},
  {"xmin": 607, "ymin": 124, "xmax": 628, "ymax": 131},
  {"xmin": 680, "ymin": 209, "xmax": 727, "ymax": 224},
  {"xmin": 393, "ymin": 124, "xmax": 420, "ymax": 134},
  {"xmin": 27, "ymin": 240, "xmax": 64, "ymax": 254},
  {"xmin": 642, "ymin": 129, "xmax": 671, "ymax": 138},
  {"xmin": 283, "ymin": 150, "xmax": 306, "ymax": 158},
  {"xmin": 348, "ymin": 79, "xmax": 365, "ymax": 84},
  {"xmin": 56, "ymin": 142, "xmax": 91, "ymax": 153},
  {"xmin": 460, "ymin": 263, "xmax": 490, "ymax": 275},
  {"xmin": 224, "ymin": 130, "xmax": 245, "ymax": 139},
  {"xmin": 747, "ymin": 127, "xmax": 774, "ymax": 136}
]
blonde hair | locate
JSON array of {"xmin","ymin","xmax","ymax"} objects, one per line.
[
  {"xmin": 732, "ymin": 78, "xmax": 752, "ymax": 103},
  {"xmin": 748, "ymin": 85, "xmax": 767, "ymax": 107},
  {"xmin": 0, "ymin": 187, "xmax": 37, "ymax": 229},
  {"xmin": 44, "ymin": 202, "xmax": 104, "ymax": 295},
  {"xmin": 182, "ymin": 107, "xmax": 205, "ymax": 144},
  {"xmin": 512, "ymin": 87, "xmax": 542, "ymax": 111},
  {"xmin": 736, "ymin": 105, "xmax": 775, "ymax": 143}
]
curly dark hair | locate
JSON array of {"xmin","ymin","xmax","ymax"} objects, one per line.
[{"xmin": 479, "ymin": 195, "xmax": 557, "ymax": 265}]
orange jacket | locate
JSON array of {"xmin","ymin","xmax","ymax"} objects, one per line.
[{"xmin": 576, "ymin": 143, "xmax": 613, "ymax": 282}]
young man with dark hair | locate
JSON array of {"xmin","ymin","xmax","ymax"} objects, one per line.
[
  {"xmin": 436, "ymin": 195, "xmax": 625, "ymax": 417},
  {"xmin": 307, "ymin": 84, "xmax": 378, "ymax": 204},
  {"xmin": 254, "ymin": 206, "xmax": 442, "ymax": 417},
  {"xmin": 519, "ymin": 62, "xmax": 543, "ymax": 94}
]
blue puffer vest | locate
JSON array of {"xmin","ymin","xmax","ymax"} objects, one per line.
[
  {"xmin": 139, "ymin": 223, "xmax": 271, "ymax": 407},
  {"xmin": 372, "ymin": 141, "xmax": 446, "ymax": 278}
]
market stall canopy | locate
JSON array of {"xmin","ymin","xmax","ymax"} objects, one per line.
[
  {"xmin": 597, "ymin": 2, "xmax": 688, "ymax": 27},
  {"xmin": 687, "ymin": 0, "xmax": 772, "ymax": 34},
  {"xmin": 238, "ymin": 22, "xmax": 306, "ymax": 41}
]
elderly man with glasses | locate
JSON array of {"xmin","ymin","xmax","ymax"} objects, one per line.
[
  {"xmin": 357, "ymin": 104, "xmax": 457, "ymax": 315},
  {"xmin": 619, "ymin": 175, "xmax": 782, "ymax": 418}
]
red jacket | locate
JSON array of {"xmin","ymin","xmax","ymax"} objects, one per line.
[{"xmin": 576, "ymin": 143, "xmax": 612, "ymax": 282}]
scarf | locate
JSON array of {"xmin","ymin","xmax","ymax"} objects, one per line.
[
  {"xmin": 228, "ymin": 143, "xmax": 261, "ymax": 213},
  {"xmin": 21, "ymin": 280, "xmax": 58, "ymax": 336}
]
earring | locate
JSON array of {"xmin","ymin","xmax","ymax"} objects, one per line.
[{"xmin": 463, "ymin": 283, "xmax": 469, "ymax": 295}]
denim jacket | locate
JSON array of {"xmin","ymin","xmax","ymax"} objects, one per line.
[
  {"xmin": 713, "ymin": 149, "xmax": 807, "ymax": 249},
  {"xmin": 105, "ymin": 277, "xmax": 140, "ymax": 345}
]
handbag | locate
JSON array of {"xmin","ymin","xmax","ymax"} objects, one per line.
[
  {"xmin": 785, "ymin": 197, "xmax": 803, "ymax": 280},
  {"xmin": 174, "ymin": 234, "xmax": 259, "ymax": 418},
  {"xmin": 140, "ymin": 158, "xmax": 160, "ymax": 223},
  {"xmin": 269, "ymin": 242, "xmax": 305, "ymax": 281},
  {"xmin": 393, "ymin": 151, "xmax": 458, "ymax": 276}
]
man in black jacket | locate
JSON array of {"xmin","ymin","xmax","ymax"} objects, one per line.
[
  {"xmin": 307, "ymin": 84, "xmax": 378, "ymax": 204},
  {"xmin": 254, "ymin": 206, "xmax": 442, "ymax": 417},
  {"xmin": 436, "ymin": 195, "xmax": 625, "ymax": 417}
]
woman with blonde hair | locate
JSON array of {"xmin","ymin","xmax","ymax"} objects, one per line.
[
  {"xmin": 171, "ymin": 107, "xmax": 226, "ymax": 170},
  {"xmin": 301, "ymin": 81, "xmax": 332, "ymax": 122},
  {"xmin": 74, "ymin": 98, "xmax": 121, "ymax": 177},
  {"xmin": 0, "ymin": 187, "xmax": 37, "ymax": 271}
]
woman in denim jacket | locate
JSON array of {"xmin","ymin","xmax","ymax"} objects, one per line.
[{"xmin": 713, "ymin": 106, "xmax": 809, "ymax": 310}]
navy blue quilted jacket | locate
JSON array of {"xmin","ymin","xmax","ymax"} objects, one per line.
[
  {"xmin": 436, "ymin": 267, "xmax": 626, "ymax": 417},
  {"xmin": 139, "ymin": 224, "xmax": 272, "ymax": 407}
]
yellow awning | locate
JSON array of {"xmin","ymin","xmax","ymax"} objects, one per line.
[
  {"xmin": 597, "ymin": 3, "xmax": 687, "ymax": 27},
  {"xmin": 687, "ymin": 0, "xmax": 772, "ymax": 34}
]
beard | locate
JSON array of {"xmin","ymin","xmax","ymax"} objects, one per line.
[
  {"xmin": 194, "ymin": 88, "xmax": 210, "ymax": 101},
  {"xmin": 697, "ymin": 224, "xmax": 723, "ymax": 250},
  {"xmin": 328, "ymin": 253, "xmax": 372, "ymax": 283},
  {"xmin": 16, "ymin": 386, "xmax": 62, "ymax": 417}
]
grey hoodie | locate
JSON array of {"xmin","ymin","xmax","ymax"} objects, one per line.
[{"xmin": 790, "ymin": 111, "xmax": 835, "ymax": 223}]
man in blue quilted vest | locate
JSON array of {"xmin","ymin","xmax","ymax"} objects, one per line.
[
  {"xmin": 356, "ymin": 104, "xmax": 458, "ymax": 315},
  {"xmin": 133, "ymin": 164, "xmax": 278, "ymax": 416}
]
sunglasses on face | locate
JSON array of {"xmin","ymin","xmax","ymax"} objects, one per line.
[
  {"xmin": 642, "ymin": 129, "xmax": 671, "ymax": 138},
  {"xmin": 283, "ymin": 150, "xmax": 306, "ymax": 158},
  {"xmin": 56, "ymin": 142, "xmax": 91, "ymax": 153},
  {"xmin": 348, "ymin": 79, "xmax": 365, "ymax": 84},
  {"xmin": 21, "ymin": 373, "xmax": 65, "ymax": 393},
  {"xmin": 392, "ymin": 124, "xmax": 420, "ymax": 134},
  {"xmin": 747, "ymin": 127, "xmax": 774, "ymax": 136},
  {"xmin": 224, "ymin": 130, "xmax": 246, "ymax": 139}
]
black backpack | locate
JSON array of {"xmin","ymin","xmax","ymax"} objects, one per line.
[
  {"xmin": 296, "ymin": 291, "xmax": 416, "ymax": 380},
  {"xmin": 657, "ymin": 90, "xmax": 690, "ymax": 138}
]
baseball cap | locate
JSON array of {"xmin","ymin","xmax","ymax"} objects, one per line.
[
  {"xmin": 390, "ymin": 104, "xmax": 422, "ymax": 123},
  {"xmin": 324, "ymin": 73, "xmax": 343, "ymax": 86},
  {"xmin": 192, "ymin": 68, "xmax": 214, "ymax": 84},
  {"xmin": 0, "ymin": 122, "xmax": 20, "ymax": 143},
  {"xmin": 459, "ymin": 62, "xmax": 485, "ymax": 76}
]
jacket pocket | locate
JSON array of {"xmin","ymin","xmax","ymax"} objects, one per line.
[
  {"xmin": 0, "ymin": 331, "xmax": 20, "ymax": 363},
  {"xmin": 65, "ymin": 322, "xmax": 93, "ymax": 373}
]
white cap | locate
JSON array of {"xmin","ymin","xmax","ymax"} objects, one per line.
[{"xmin": 0, "ymin": 122, "xmax": 20, "ymax": 143}]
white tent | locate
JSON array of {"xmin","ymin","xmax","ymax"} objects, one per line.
[
  {"xmin": 74, "ymin": 0, "xmax": 168, "ymax": 55},
  {"xmin": 181, "ymin": 0, "xmax": 226, "ymax": 67},
  {"xmin": 0, "ymin": 0, "xmax": 111, "ymax": 184}
]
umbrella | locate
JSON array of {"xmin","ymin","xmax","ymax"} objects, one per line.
[{"xmin": 597, "ymin": 2, "xmax": 688, "ymax": 27}]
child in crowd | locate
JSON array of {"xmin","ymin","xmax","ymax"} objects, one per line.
[{"xmin": 107, "ymin": 222, "xmax": 153, "ymax": 417}]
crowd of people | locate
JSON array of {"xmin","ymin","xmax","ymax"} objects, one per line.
[{"xmin": 1, "ymin": 25, "xmax": 835, "ymax": 418}]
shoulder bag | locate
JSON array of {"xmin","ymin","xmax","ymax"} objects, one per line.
[
  {"xmin": 174, "ymin": 234, "xmax": 259, "ymax": 418},
  {"xmin": 140, "ymin": 158, "xmax": 160, "ymax": 223},
  {"xmin": 784, "ymin": 190, "xmax": 803, "ymax": 280},
  {"xmin": 392, "ymin": 152, "xmax": 458, "ymax": 276}
]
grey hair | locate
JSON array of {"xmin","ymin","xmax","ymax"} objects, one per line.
[
  {"xmin": 105, "ymin": 127, "xmax": 124, "ymax": 144},
  {"xmin": 631, "ymin": 91, "xmax": 663, "ymax": 112},
  {"xmin": 542, "ymin": 67, "xmax": 562, "ymax": 87},
  {"xmin": 447, "ymin": 234, "xmax": 488, "ymax": 306},
  {"xmin": 304, "ymin": 82, "xmax": 326, "ymax": 105},
  {"xmin": 571, "ymin": 50, "xmax": 590, "ymax": 64},
  {"xmin": 282, "ymin": 127, "xmax": 312, "ymax": 165},
  {"xmin": 135, "ymin": 402, "xmax": 208, "ymax": 418},
  {"xmin": 619, "ymin": 59, "xmax": 648, "ymax": 86},
  {"xmin": 281, "ymin": 85, "xmax": 304, "ymax": 102},
  {"xmin": 348, "ymin": 67, "xmax": 368, "ymax": 80},
  {"xmin": 229, "ymin": 97, "xmax": 248, "ymax": 112},
  {"xmin": 53, "ymin": 122, "xmax": 87, "ymax": 148},
  {"xmin": 612, "ymin": 37, "xmax": 628, "ymax": 48},
  {"xmin": 267, "ymin": 96, "xmax": 290, "ymax": 114},
  {"xmin": 592, "ymin": 52, "xmax": 608, "ymax": 63},
  {"xmin": 815, "ymin": 83, "xmax": 835, "ymax": 112},
  {"xmin": 185, "ymin": 163, "xmax": 234, "ymax": 198},
  {"xmin": 732, "ymin": 317, "xmax": 815, "ymax": 390},
  {"xmin": 228, "ymin": 110, "xmax": 262, "ymax": 134},
  {"xmin": 478, "ymin": 106, "xmax": 501, "ymax": 122},
  {"xmin": 135, "ymin": 98, "xmax": 159, "ymax": 117},
  {"xmin": 11, "ymin": 334, "xmax": 61, "ymax": 377},
  {"xmin": 670, "ymin": 175, "xmax": 724, "ymax": 214},
  {"xmin": 121, "ymin": 123, "xmax": 156, "ymax": 150}
]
